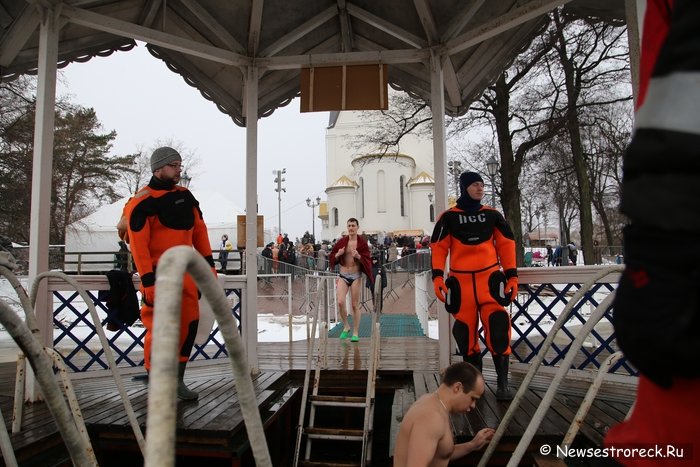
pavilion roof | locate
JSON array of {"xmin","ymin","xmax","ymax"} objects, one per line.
[{"xmin": 1, "ymin": 0, "xmax": 625, "ymax": 126}]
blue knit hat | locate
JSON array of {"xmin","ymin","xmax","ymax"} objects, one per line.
[{"xmin": 459, "ymin": 172, "xmax": 484, "ymax": 195}]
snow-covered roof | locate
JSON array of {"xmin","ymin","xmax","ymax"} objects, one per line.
[
  {"xmin": 68, "ymin": 189, "xmax": 244, "ymax": 232},
  {"xmin": 407, "ymin": 171, "xmax": 435, "ymax": 186},
  {"xmin": 327, "ymin": 176, "xmax": 359, "ymax": 190}
]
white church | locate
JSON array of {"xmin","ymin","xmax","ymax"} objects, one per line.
[{"xmin": 320, "ymin": 110, "xmax": 436, "ymax": 243}]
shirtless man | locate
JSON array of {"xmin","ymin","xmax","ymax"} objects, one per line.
[
  {"xmin": 329, "ymin": 218, "xmax": 373, "ymax": 342},
  {"xmin": 393, "ymin": 362, "xmax": 495, "ymax": 467}
]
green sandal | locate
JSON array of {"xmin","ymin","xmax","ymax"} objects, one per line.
[
  {"xmin": 351, "ymin": 335, "xmax": 359, "ymax": 342},
  {"xmin": 339, "ymin": 330, "xmax": 350, "ymax": 340}
]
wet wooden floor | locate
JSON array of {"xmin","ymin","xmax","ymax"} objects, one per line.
[{"xmin": 0, "ymin": 336, "xmax": 636, "ymax": 466}]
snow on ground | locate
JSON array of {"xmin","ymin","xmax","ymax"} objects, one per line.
[
  {"xmin": 0, "ymin": 277, "xmax": 321, "ymax": 362},
  {"xmin": 0, "ymin": 277, "xmax": 613, "ymax": 364}
]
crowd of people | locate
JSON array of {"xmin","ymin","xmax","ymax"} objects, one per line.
[{"xmin": 256, "ymin": 230, "xmax": 433, "ymax": 274}]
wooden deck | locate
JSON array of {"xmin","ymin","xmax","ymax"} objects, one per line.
[{"xmin": 0, "ymin": 335, "xmax": 636, "ymax": 466}]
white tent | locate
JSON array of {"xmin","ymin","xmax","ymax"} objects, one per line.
[{"xmin": 64, "ymin": 190, "xmax": 243, "ymax": 272}]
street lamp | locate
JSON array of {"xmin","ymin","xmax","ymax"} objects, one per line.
[
  {"xmin": 428, "ymin": 192, "xmax": 435, "ymax": 222},
  {"xmin": 179, "ymin": 169, "xmax": 191, "ymax": 189},
  {"xmin": 306, "ymin": 196, "xmax": 321, "ymax": 240},
  {"xmin": 273, "ymin": 168, "xmax": 286, "ymax": 236},
  {"xmin": 485, "ymin": 156, "xmax": 499, "ymax": 206},
  {"xmin": 447, "ymin": 160, "xmax": 463, "ymax": 196},
  {"xmin": 540, "ymin": 204, "xmax": 548, "ymax": 245},
  {"xmin": 535, "ymin": 208, "xmax": 541, "ymax": 246}
]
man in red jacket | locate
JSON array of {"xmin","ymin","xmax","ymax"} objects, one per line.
[
  {"xmin": 124, "ymin": 146, "xmax": 217, "ymax": 400},
  {"xmin": 329, "ymin": 218, "xmax": 373, "ymax": 342}
]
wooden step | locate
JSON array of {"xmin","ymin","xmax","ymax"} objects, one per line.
[
  {"xmin": 531, "ymin": 454, "xmax": 568, "ymax": 466},
  {"xmin": 304, "ymin": 427, "xmax": 366, "ymax": 441},
  {"xmin": 298, "ymin": 461, "xmax": 361, "ymax": 467},
  {"xmin": 310, "ymin": 395, "xmax": 368, "ymax": 407}
]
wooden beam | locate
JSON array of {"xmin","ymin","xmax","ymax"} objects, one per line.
[
  {"xmin": 624, "ymin": 0, "xmax": 642, "ymax": 108},
  {"xmin": 429, "ymin": 50, "xmax": 452, "ymax": 369},
  {"xmin": 60, "ymin": 4, "xmax": 251, "ymax": 68},
  {"xmin": 247, "ymin": 0, "xmax": 264, "ymax": 56},
  {"xmin": 0, "ymin": 5, "xmax": 40, "ymax": 67},
  {"xmin": 0, "ymin": 2, "xmax": 12, "ymax": 28},
  {"xmin": 457, "ymin": 20, "xmax": 543, "ymax": 103},
  {"xmin": 27, "ymin": 4, "xmax": 59, "ymax": 401},
  {"xmin": 244, "ymin": 65, "xmax": 260, "ymax": 372},
  {"xmin": 138, "ymin": 0, "xmax": 162, "ymax": 27},
  {"xmin": 413, "ymin": 0, "xmax": 438, "ymax": 44},
  {"xmin": 257, "ymin": 47, "xmax": 429, "ymax": 70},
  {"xmin": 441, "ymin": 0, "xmax": 485, "ymax": 41},
  {"xmin": 442, "ymin": 57, "xmax": 462, "ymax": 108},
  {"xmin": 177, "ymin": 0, "xmax": 246, "ymax": 53},
  {"xmin": 412, "ymin": 0, "xmax": 461, "ymax": 107},
  {"xmin": 442, "ymin": 0, "xmax": 571, "ymax": 56},
  {"xmin": 337, "ymin": 0, "xmax": 353, "ymax": 53},
  {"xmin": 345, "ymin": 2, "xmax": 426, "ymax": 49},
  {"xmin": 259, "ymin": 5, "xmax": 337, "ymax": 57}
]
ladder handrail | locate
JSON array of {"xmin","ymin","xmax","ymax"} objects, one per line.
[
  {"xmin": 559, "ymin": 350, "xmax": 624, "ymax": 453},
  {"xmin": 359, "ymin": 272, "xmax": 383, "ymax": 466},
  {"xmin": 293, "ymin": 273, "xmax": 327, "ymax": 467},
  {"xmin": 0, "ymin": 297, "xmax": 97, "ymax": 466},
  {"xmin": 293, "ymin": 272, "xmax": 383, "ymax": 467},
  {"xmin": 29, "ymin": 271, "xmax": 146, "ymax": 452},
  {"xmin": 478, "ymin": 265, "xmax": 624, "ymax": 467},
  {"xmin": 506, "ymin": 292, "xmax": 617, "ymax": 466},
  {"xmin": 145, "ymin": 246, "xmax": 272, "ymax": 467}
]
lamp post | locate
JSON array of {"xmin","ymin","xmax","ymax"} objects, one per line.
[
  {"xmin": 428, "ymin": 192, "xmax": 435, "ymax": 222},
  {"xmin": 273, "ymin": 168, "xmax": 286, "ymax": 236},
  {"xmin": 306, "ymin": 196, "xmax": 321, "ymax": 240},
  {"xmin": 179, "ymin": 169, "xmax": 191, "ymax": 189},
  {"xmin": 447, "ymin": 160, "xmax": 463, "ymax": 196},
  {"xmin": 485, "ymin": 156, "xmax": 499, "ymax": 206},
  {"xmin": 535, "ymin": 208, "xmax": 541, "ymax": 246},
  {"xmin": 539, "ymin": 203, "xmax": 547, "ymax": 246}
]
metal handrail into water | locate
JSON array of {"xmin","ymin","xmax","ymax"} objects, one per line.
[
  {"xmin": 0, "ymin": 263, "xmax": 99, "ymax": 466},
  {"xmin": 477, "ymin": 265, "xmax": 624, "ymax": 467},
  {"xmin": 144, "ymin": 246, "xmax": 272, "ymax": 467}
]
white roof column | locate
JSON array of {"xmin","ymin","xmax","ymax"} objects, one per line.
[
  {"xmin": 625, "ymin": 0, "xmax": 644, "ymax": 107},
  {"xmin": 430, "ymin": 51, "xmax": 452, "ymax": 368},
  {"xmin": 26, "ymin": 8, "xmax": 60, "ymax": 401},
  {"xmin": 244, "ymin": 65, "xmax": 260, "ymax": 372}
]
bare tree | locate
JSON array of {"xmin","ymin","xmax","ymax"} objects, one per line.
[
  {"xmin": 115, "ymin": 140, "xmax": 201, "ymax": 197},
  {"xmin": 545, "ymin": 10, "xmax": 631, "ymax": 264},
  {"xmin": 584, "ymin": 102, "xmax": 631, "ymax": 249}
]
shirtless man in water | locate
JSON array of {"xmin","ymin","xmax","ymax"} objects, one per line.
[
  {"xmin": 329, "ymin": 218, "xmax": 373, "ymax": 342},
  {"xmin": 393, "ymin": 362, "xmax": 495, "ymax": 466}
]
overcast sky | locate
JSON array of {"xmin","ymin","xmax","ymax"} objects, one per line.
[{"xmin": 56, "ymin": 42, "xmax": 329, "ymax": 242}]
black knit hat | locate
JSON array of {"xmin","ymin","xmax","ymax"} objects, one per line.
[
  {"xmin": 459, "ymin": 172, "xmax": 484, "ymax": 195},
  {"xmin": 150, "ymin": 146, "xmax": 182, "ymax": 172}
]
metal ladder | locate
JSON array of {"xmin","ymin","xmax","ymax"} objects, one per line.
[{"xmin": 293, "ymin": 273, "xmax": 382, "ymax": 467}]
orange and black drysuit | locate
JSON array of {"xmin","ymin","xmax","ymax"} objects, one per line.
[
  {"xmin": 431, "ymin": 206, "xmax": 517, "ymax": 356},
  {"xmin": 124, "ymin": 177, "xmax": 215, "ymax": 370},
  {"xmin": 431, "ymin": 205, "xmax": 517, "ymax": 374},
  {"xmin": 604, "ymin": 1, "xmax": 700, "ymax": 465}
]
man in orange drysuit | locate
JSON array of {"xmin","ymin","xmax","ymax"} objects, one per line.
[
  {"xmin": 124, "ymin": 146, "xmax": 216, "ymax": 401},
  {"xmin": 431, "ymin": 171, "xmax": 518, "ymax": 401},
  {"xmin": 602, "ymin": 0, "xmax": 699, "ymax": 465}
]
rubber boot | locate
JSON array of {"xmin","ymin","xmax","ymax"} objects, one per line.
[
  {"xmin": 177, "ymin": 362, "xmax": 198, "ymax": 401},
  {"xmin": 464, "ymin": 353, "xmax": 483, "ymax": 373},
  {"xmin": 493, "ymin": 354, "xmax": 513, "ymax": 401}
]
